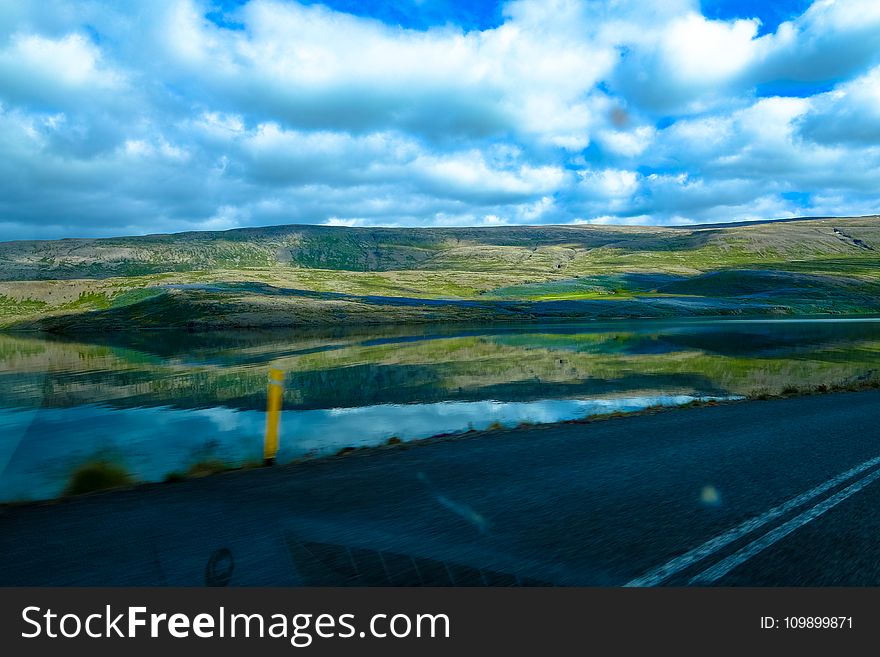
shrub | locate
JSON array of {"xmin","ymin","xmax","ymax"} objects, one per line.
[
  {"xmin": 748, "ymin": 387, "xmax": 772, "ymax": 400},
  {"xmin": 64, "ymin": 460, "xmax": 132, "ymax": 496}
]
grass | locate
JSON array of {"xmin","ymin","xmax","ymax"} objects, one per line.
[
  {"xmin": 65, "ymin": 291, "xmax": 112, "ymax": 310},
  {"xmin": 750, "ymin": 377, "xmax": 880, "ymax": 399},
  {"xmin": 185, "ymin": 459, "xmax": 228, "ymax": 477},
  {"xmin": 110, "ymin": 287, "xmax": 165, "ymax": 307},
  {"xmin": 0, "ymin": 294, "xmax": 47, "ymax": 317}
]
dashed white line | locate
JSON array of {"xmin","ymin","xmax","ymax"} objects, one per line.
[
  {"xmin": 625, "ymin": 453, "xmax": 880, "ymax": 587},
  {"xmin": 690, "ymin": 465, "xmax": 880, "ymax": 585}
]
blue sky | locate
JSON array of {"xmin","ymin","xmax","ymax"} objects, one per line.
[
  {"xmin": 0, "ymin": 0, "xmax": 879, "ymax": 239},
  {"xmin": 701, "ymin": 0, "xmax": 812, "ymax": 35}
]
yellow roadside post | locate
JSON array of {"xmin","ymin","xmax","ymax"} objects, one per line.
[{"xmin": 264, "ymin": 368, "xmax": 284, "ymax": 465}]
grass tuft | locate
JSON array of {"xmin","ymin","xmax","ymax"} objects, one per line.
[
  {"xmin": 64, "ymin": 460, "xmax": 133, "ymax": 496},
  {"xmin": 186, "ymin": 459, "xmax": 227, "ymax": 477}
]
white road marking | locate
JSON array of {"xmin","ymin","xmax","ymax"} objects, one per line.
[
  {"xmin": 625, "ymin": 454, "xmax": 880, "ymax": 587},
  {"xmin": 690, "ymin": 465, "xmax": 880, "ymax": 585}
]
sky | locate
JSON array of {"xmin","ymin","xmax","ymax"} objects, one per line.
[{"xmin": 1, "ymin": 0, "xmax": 879, "ymax": 240}]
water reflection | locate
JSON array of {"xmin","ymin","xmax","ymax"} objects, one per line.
[{"xmin": 1, "ymin": 317, "xmax": 879, "ymax": 501}]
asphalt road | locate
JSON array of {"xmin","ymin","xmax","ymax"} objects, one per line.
[{"xmin": 1, "ymin": 390, "xmax": 879, "ymax": 586}]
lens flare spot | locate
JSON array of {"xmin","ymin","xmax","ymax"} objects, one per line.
[{"xmin": 700, "ymin": 485, "xmax": 721, "ymax": 506}]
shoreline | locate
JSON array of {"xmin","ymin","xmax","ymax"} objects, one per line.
[{"xmin": 5, "ymin": 307, "xmax": 880, "ymax": 335}]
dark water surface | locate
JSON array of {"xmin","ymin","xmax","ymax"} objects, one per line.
[{"xmin": 2, "ymin": 317, "xmax": 879, "ymax": 501}]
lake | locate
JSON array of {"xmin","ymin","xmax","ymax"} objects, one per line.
[{"xmin": 1, "ymin": 317, "xmax": 879, "ymax": 502}]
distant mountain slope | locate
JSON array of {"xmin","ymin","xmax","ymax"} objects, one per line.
[
  {"xmin": 0, "ymin": 216, "xmax": 877, "ymax": 281},
  {"xmin": 0, "ymin": 216, "xmax": 878, "ymax": 330}
]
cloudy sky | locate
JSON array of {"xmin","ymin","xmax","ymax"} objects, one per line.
[{"xmin": 1, "ymin": 0, "xmax": 879, "ymax": 240}]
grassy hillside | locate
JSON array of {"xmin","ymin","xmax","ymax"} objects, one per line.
[{"xmin": 0, "ymin": 216, "xmax": 878, "ymax": 330}]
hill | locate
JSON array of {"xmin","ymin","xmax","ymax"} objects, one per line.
[{"xmin": 0, "ymin": 216, "xmax": 878, "ymax": 330}]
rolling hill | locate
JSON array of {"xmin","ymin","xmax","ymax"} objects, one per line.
[{"xmin": 0, "ymin": 216, "xmax": 878, "ymax": 331}]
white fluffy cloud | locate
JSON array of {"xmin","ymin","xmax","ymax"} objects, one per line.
[
  {"xmin": 797, "ymin": 65, "xmax": 880, "ymax": 145},
  {"xmin": 0, "ymin": 0, "xmax": 878, "ymax": 239}
]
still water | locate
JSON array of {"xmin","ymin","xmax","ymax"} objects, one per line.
[{"xmin": 1, "ymin": 317, "xmax": 879, "ymax": 501}]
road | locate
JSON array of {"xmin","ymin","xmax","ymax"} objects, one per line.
[{"xmin": 1, "ymin": 390, "xmax": 879, "ymax": 586}]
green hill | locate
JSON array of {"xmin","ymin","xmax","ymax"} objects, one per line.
[{"xmin": 0, "ymin": 216, "xmax": 878, "ymax": 331}]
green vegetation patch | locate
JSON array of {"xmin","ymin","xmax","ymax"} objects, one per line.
[
  {"xmin": 0, "ymin": 295, "xmax": 48, "ymax": 316},
  {"xmin": 64, "ymin": 291, "xmax": 112, "ymax": 310},
  {"xmin": 64, "ymin": 460, "xmax": 133, "ymax": 496},
  {"xmin": 110, "ymin": 287, "xmax": 165, "ymax": 308}
]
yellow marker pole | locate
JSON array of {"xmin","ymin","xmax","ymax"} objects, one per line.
[{"xmin": 264, "ymin": 368, "xmax": 284, "ymax": 465}]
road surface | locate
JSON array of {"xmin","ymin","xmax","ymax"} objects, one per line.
[{"xmin": 1, "ymin": 390, "xmax": 879, "ymax": 586}]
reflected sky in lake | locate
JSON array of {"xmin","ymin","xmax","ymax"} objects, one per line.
[{"xmin": 1, "ymin": 317, "xmax": 879, "ymax": 501}]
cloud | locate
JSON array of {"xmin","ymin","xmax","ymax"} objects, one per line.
[
  {"xmin": 797, "ymin": 65, "xmax": 880, "ymax": 145},
  {"xmin": 0, "ymin": 0, "xmax": 877, "ymax": 239},
  {"xmin": 612, "ymin": 12, "xmax": 763, "ymax": 113},
  {"xmin": 139, "ymin": 0, "xmax": 617, "ymax": 148},
  {"xmin": 756, "ymin": 0, "xmax": 880, "ymax": 82}
]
